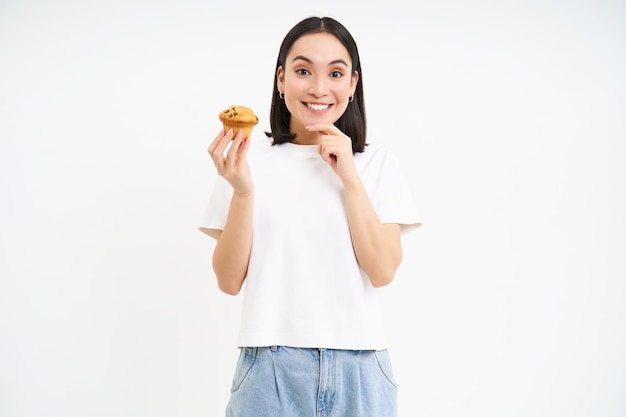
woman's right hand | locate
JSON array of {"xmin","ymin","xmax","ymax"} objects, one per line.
[
  {"xmin": 207, "ymin": 129, "xmax": 253, "ymax": 195},
  {"xmin": 207, "ymin": 129, "xmax": 254, "ymax": 295}
]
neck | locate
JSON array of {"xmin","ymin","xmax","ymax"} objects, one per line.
[{"xmin": 290, "ymin": 123, "xmax": 319, "ymax": 145}]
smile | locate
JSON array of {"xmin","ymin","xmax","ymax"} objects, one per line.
[{"xmin": 306, "ymin": 103, "xmax": 331, "ymax": 111}]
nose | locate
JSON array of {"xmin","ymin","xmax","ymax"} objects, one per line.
[{"xmin": 309, "ymin": 75, "xmax": 328, "ymax": 97}]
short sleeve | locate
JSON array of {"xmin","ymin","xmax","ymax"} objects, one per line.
[
  {"xmin": 198, "ymin": 175, "xmax": 233, "ymax": 239},
  {"xmin": 366, "ymin": 148, "xmax": 422, "ymax": 235}
]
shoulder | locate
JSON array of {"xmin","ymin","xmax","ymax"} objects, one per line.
[{"xmin": 355, "ymin": 143, "xmax": 399, "ymax": 168}]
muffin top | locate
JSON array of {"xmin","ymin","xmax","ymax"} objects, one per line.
[{"xmin": 219, "ymin": 105, "xmax": 259, "ymax": 126}]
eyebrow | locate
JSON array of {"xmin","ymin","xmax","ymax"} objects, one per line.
[{"xmin": 291, "ymin": 55, "xmax": 349, "ymax": 67}]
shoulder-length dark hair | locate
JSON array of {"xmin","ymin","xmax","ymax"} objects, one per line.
[{"xmin": 266, "ymin": 16, "xmax": 367, "ymax": 153}]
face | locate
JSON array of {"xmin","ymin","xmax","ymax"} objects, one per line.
[{"xmin": 276, "ymin": 32, "xmax": 359, "ymax": 138}]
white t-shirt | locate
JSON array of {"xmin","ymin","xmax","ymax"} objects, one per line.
[{"xmin": 200, "ymin": 137, "xmax": 421, "ymax": 350}]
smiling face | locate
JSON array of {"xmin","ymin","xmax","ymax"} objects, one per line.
[{"xmin": 276, "ymin": 32, "xmax": 359, "ymax": 144}]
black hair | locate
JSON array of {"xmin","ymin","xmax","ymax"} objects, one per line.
[{"xmin": 265, "ymin": 16, "xmax": 367, "ymax": 153}]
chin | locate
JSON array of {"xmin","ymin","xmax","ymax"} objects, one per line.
[{"xmin": 309, "ymin": 114, "xmax": 340, "ymax": 126}]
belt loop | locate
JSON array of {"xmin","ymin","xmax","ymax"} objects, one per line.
[{"xmin": 270, "ymin": 345, "xmax": 278, "ymax": 352}]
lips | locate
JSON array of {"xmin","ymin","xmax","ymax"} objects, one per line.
[{"xmin": 306, "ymin": 102, "xmax": 331, "ymax": 111}]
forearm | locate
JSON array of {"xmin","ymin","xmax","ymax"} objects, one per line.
[
  {"xmin": 212, "ymin": 191, "xmax": 253, "ymax": 295},
  {"xmin": 343, "ymin": 177, "xmax": 402, "ymax": 287}
]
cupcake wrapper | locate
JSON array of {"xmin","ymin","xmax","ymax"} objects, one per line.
[{"xmin": 223, "ymin": 123, "xmax": 255, "ymax": 141}]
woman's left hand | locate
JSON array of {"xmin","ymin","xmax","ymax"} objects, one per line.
[{"xmin": 306, "ymin": 124, "xmax": 357, "ymax": 182}]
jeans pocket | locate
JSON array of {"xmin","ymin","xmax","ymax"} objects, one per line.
[
  {"xmin": 231, "ymin": 347, "xmax": 258, "ymax": 393},
  {"xmin": 373, "ymin": 349, "xmax": 398, "ymax": 389}
]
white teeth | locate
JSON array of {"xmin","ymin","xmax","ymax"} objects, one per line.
[{"xmin": 307, "ymin": 103, "xmax": 329, "ymax": 111}]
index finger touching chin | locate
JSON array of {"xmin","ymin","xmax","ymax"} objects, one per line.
[{"xmin": 305, "ymin": 124, "xmax": 336, "ymax": 134}]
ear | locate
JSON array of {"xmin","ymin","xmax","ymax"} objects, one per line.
[
  {"xmin": 350, "ymin": 70, "xmax": 359, "ymax": 96},
  {"xmin": 276, "ymin": 66, "xmax": 285, "ymax": 93}
]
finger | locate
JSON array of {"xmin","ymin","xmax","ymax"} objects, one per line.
[
  {"xmin": 225, "ymin": 130, "xmax": 244, "ymax": 162},
  {"xmin": 211, "ymin": 129, "xmax": 235, "ymax": 160},
  {"xmin": 306, "ymin": 124, "xmax": 340, "ymax": 135},
  {"xmin": 239, "ymin": 132, "xmax": 252, "ymax": 159},
  {"xmin": 207, "ymin": 129, "xmax": 226, "ymax": 154},
  {"xmin": 321, "ymin": 136, "xmax": 353, "ymax": 158},
  {"xmin": 318, "ymin": 143, "xmax": 335, "ymax": 163}
]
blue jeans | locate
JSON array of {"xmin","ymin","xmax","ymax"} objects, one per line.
[{"xmin": 226, "ymin": 346, "xmax": 398, "ymax": 417}]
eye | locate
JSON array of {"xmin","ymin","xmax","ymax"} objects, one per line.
[
  {"xmin": 296, "ymin": 68, "xmax": 310, "ymax": 76},
  {"xmin": 330, "ymin": 70, "xmax": 343, "ymax": 78}
]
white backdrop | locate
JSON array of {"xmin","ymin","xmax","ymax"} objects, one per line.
[{"xmin": 1, "ymin": 1, "xmax": 625, "ymax": 416}]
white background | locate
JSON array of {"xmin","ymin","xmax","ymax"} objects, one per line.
[{"xmin": 1, "ymin": 0, "xmax": 625, "ymax": 416}]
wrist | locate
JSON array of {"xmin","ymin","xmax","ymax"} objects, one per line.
[
  {"xmin": 340, "ymin": 173, "xmax": 362, "ymax": 189},
  {"xmin": 232, "ymin": 188, "xmax": 254, "ymax": 199}
]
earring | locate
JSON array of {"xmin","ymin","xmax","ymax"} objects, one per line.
[
  {"xmin": 279, "ymin": 92, "xmax": 284, "ymax": 100},
  {"xmin": 348, "ymin": 95, "xmax": 354, "ymax": 103}
]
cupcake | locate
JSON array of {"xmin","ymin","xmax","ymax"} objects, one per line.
[{"xmin": 219, "ymin": 105, "xmax": 259, "ymax": 141}]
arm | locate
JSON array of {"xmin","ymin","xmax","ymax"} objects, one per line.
[
  {"xmin": 211, "ymin": 191, "xmax": 253, "ymax": 295},
  {"xmin": 342, "ymin": 177, "xmax": 402, "ymax": 287},
  {"xmin": 310, "ymin": 124, "xmax": 403, "ymax": 287},
  {"xmin": 207, "ymin": 130, "xmax": 254, "ymax": 295}
]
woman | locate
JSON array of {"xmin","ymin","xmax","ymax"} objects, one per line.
[{"xmin": 201, "ymin": 16, "xmax": 421, "ymax": 417}]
